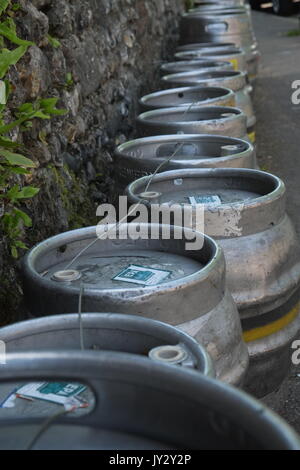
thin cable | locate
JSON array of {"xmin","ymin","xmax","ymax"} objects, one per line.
[
  {"xmin": 143, "ymin": 99, "xmax": 200, "ymax": 193},
  {"xmin": 64, "ymin": 100, "xmax": 200, "ymax": 270},
  {"xmin": 64, "ymin": 199, "xmax": 148, "ymax": 270},
  {"xmin": 26, "ymin": 406, "xmax": 77, "ymax": 450},
  {"xmin": 78, "ymin": 283, "xmax": 85, "ymax": 351}
]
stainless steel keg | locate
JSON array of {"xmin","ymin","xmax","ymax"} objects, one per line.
[
  {"xmin": 126, "ymin": 169, "xmax": 300, "ymax": 397},
  {"xmin": 193, "ymin": 0, "xmax": 247, "ymax": 6},
  {"xmin": 174, "ymin": 47, "xmax": 247, "ymax": 74},
  {"xmin": 179, "ymin": 11, "xmax": 259, "ymax": 80},
  {"xmin": 137, "ymin": 105, "xmax": 249, "ymax": 141},
  {"xmin": 139, "ymin": 86, "xmax": 236, "ymax": 112},
  {"xmin": 177, "ymin": 42, "xmax": 237, "ymax": 52},
  {"xmin": 160, "ymin": 59, "xmax": 233, "ymax": 75},
  {"xmin": 21, "ymin": 223, "xmax": 249, "ymax": 386},
  {"xmin": 0, "ymin": 351, "xmax": 299, "ymax": 449},
  {"xmin": 161, "ymin": 71, "xmax": 255, "ymax": 141},
  {"xmin": 114, "ymin": 134, "xmax": 256, "ymax": 193},
  {"xmin": 0, "ymin": 313, "xmax": 214, "ymax": 376},
  {"xmin": 179, "ymin": 10, "xmax": 256, "ymax": 48}
]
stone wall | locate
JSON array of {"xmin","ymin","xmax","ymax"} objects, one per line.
[{"xmin": 0, "ymin": 0, "xmax": 185, "ymax": 324}]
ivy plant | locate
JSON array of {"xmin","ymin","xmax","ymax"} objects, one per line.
[{"xmin": 0, "ymin": 1, "xmax": 67, "ymax": 258}]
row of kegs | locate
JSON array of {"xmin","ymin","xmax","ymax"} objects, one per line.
[{"xmin": 1, "ymin": 0, "xmax": 300, "ymax": 450}]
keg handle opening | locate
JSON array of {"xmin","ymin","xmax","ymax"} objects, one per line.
[
  {"xmin": 148, "ymin": 344, "xmax": 196, "ymax": 369},
  {"xmin": 205, "ymin": 22, "xmax": 228, "ymax": 33}
]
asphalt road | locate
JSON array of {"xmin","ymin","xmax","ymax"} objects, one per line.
[{"xmin": 251, "ymin": 9, "xmax": 300, "ymax": 432}]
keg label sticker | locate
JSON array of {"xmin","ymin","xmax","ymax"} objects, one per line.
[
  {"xmin": 15, "ymin": 382, "xmax": 86, "ymax": 406},
  {"xmin": 188, "ymin": 195, "xmax": 221, "ymax": 205},
  {"xmin": 113, "ymin": 264, "xmax": 171, "ymax": 286}
]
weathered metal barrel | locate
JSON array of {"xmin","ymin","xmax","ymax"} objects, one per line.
[
  {"xmin": 137, "ymin": 105, "xmax": 248, "ymax": 141},
  {"xmin": 0, "ymin": 313, "xmax": 214, "ymax": 376},
  {"xmin": 179, "ymin": 11, "xmax": 256, "ymax": 48},
  {"xmin": 174, "ymin": 47, "xmax": 247, "ymax": 74},
  {"xmin": 113, "ymin": 134, "xmax": 256, "ymax": 193},
  {"xmin": 189, "ymin": 4, "xmax": 252, "ymax": 19},
  {"xmin": 139, "ymin": 86, "xmax": 236, "ymax": 112},
  {"xmin": 177, "ymin": 41, "xmax": 236, "ymax": 52},
  {"xmin": 160, "ymin": 59, "xmax": 233, "ymax": 75},
  {"xmin": 0, "ymin": 352, "xmax": 299, "ymax": 450},
  {"xmin": 161, "ymin": 71, "xmax": 255, "ymax": 141},
  {"xmin": 21, "ymin": 223, "xmax": 249, "ymax": 386},
  {"xmin": 179, "ymin": 11, "xmax": 259, "ymax": 80},
  {"xmin": 193, "ymin": 0, "xmax": 247, "ymax": 6},
  {"xmin": 126, "ymin": 169, "xmax": 300, "ymax": 397},
  {"xmin": 176, "ymin": 43, "xmax": 260, "ymax": 82}
]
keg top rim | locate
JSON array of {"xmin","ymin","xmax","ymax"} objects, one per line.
[
  {"xmin": 162, "ymin": 69, "xmax": 244, "ymax": 82},
  {"xmin": 183, "ymin": 9, "xmax": 247, "ymax": 17},
  {"xmin": 161, "ymin": 59, "xmax": 232, "ymax": 69},
  {"xmin": 127, "ymin": 168, "xmax": 285, "ymax": 211},
  {"xmin": 175, "ymin": 49, "xmax": 244, "ymax": 59},
  {"xmin": 176, "ymin": 42, "xmax": 237, "ymax": 50},
  {"xmin": 115, "ymin": 134, "xmax": 252, "ymax": 162},
  {"xmin": 23, "ymin": 223, "xmax": 223, "ymax": 296},
  {"xmin": 0, "ymin": 312, "xmax": 213, "ymax": 376},
  {"xmin": 137, "ymin": 105, "xmax": 243, "ymax": 124},
  {"xmin": 2, "ymin": 351, "xmax": 300, "ymax": 451},
  {"xmin": 140, "ymin": 85, "xmax": 233, "ymax": 104}
]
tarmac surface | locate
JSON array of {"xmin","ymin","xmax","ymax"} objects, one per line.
[{"xmin": 252, "ymin": 8, "xmax": 300, "ymax": 432}]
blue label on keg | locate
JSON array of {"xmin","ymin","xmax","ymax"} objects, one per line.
[
  {"xmin": 113, "ymin": 264, "xmax": 171, "ymax": 286},
  {"xmin": 188, "ymin": 195, "xmax": 221, "ymax": 206}
]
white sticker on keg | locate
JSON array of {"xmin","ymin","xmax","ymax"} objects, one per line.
[
  {"xmin": 188, "ymin": 195, "xmax": 221, "ymax": 206},
  {"xmin": 112, "ymin": 264, "xmax": 171, "ymax": 286}
]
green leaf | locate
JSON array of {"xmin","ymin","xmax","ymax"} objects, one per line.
[
  {"xmin": 9, "ymin": 167, "xmax": 30, "ymax": 175},
  {"xmin": 17, "ymin": 186, "xmax": 39, "ymax": 199},
  {"xmin": 0, "ymin": 45, "xmax": 28, "ymax": 78},
  {"xmin": 38, "ymin": 97, "xmax": 67, "ymax": 116},
  {"xmin": 11, "ymin": 245, "xmax": 18, "ymax": 258},
  {"xmin": 0, "ymin": 20, "xmax": 34, "ymax": 46},
  {"xmin": 14, "ymin": 240, "xmax": 28, "ymax": 249},
  {"xmin": 38, "ymin": 97, "xmax": 59, "ymax": 108},
  {"xmin": 0, "ymin": 0, "xmax": 10, "ymax": 15},
  {"xmin": 6, "ymin": 184, "xmax": 19, "ymax": 199},
  {"xmin": 14, "ymin": 208, "xmax": 32, "ymax": 226},
  {"xmin": 0, "ymin": 149, "xmax": 35, "ymax": 167},
  {"xmin": 0, "ymin": 136, "xmax": 19, "ymax": 148},
  {"xmin": 0, "ymin": 80, "xmax": 5, "ymax": 104},
  {"xmin": 11, "ymin": 3, "xmax": 21, "ymax": 12},
  {"xmin": 47, "ymin": 34, "xmax": 61, "ymax": 48},
  {"xmin": 32, "ymin": 110, "xmax": 50, "ymax": 119},
  {"xmin": 18, "ymin": 102, "xmax": 33, "ymax": 113}
]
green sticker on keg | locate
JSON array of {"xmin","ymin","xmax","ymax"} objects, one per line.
[
  {"xmin": 16, "ymin": 382, "xmax": 86, "ymax": 405},
  {"xmin": 113, "ymin": 264, "xmax": 171, "ymax": 286},
  {"xmin": 188, "ymin": 195, "xmax": 221, "ymax": 205}
]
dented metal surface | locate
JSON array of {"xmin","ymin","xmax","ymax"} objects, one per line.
[
  {"xmin": 126, "ymin": 168, "xmax": 300, "ymax": 396},
  {"xmin": 175, "ymin": 46, "xmax": 247, "ymax": 75},
  {"xmin": 136, "ymin": 105, "xmax": 249, "ymax": 141},
  {"xmin": 179, "ymin": 10, "xmax": 259, "ymax": 80},
  {"xmin": 0, "ymin": 352, "xmax": 298, "ymax": 449},
  {"xmin": 161, "ymin": 70, "xmax": 256, "ymax": 138},
  {"xmin": 113, "ymin": 134, "xmax": 256, "ymax": 193},
  {"xmin": 139, "ymin": 86, "xmax": 236, "ymax": 112},
  {"xmin": 21, "ymin": 224, "xmax": 249, "ymax": 386},
  {"xmin": 160, "ymin": 58, "xmax": 233, "ymax": 75},
  {"xmin": 0, "ymin": 313, "xmax": 214, "ymax": 375}
]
